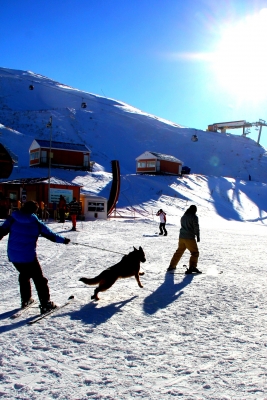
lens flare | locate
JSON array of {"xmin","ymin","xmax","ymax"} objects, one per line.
[{"xmin": 212, "ymin": 9, "xmax": 267, "ymax": 101}]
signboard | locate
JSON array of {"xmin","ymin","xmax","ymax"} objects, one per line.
[{"xmin": 49, "ymin": 188, "xmax": 73, "ymax": 204}]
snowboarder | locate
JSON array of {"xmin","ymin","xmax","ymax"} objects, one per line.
[
  {"xmin": 156, "ymin": 209, "xmax": 167, "ymax": 236},
  {"xmin": 167, "ymin": 205, "xmax": 201, "ymax": 274},
  {"xmin": 0, "ymin": 201, "xmax": 71, "ymax": 314},
  {"xmin": 68, "ymin": 197, "xmax": 81, "ymax": 231}
]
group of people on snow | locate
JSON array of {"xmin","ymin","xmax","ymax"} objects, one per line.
[
  {"xmin": 0, "ymin": 195, "xmax": 201, "ymax": 315},
  {"xmin": 58, "ymin": 195, "xmax": 81, "ymax": 231}
]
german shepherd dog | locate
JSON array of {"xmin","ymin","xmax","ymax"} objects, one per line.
[{"xmin": 79, "ymin": 246, "xmax": 146, "ymax": 300}]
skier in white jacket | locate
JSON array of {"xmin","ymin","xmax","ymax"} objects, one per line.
[{"xmin": 156, "ymin": 209, "xmax": 167, "ymax": 236}]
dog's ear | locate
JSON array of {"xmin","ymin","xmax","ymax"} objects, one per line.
[
  {"xmin": 139, "ymin": 246, "xmax": 143, "ymax": 251},
  {"xmin": 133, "ymin": 246, "xmax": 137, "ymax": 251}
]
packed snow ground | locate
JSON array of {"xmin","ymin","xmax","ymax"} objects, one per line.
[{"xmin": 1, "ymin": 205, "xmax": 267, "ymax": 399}]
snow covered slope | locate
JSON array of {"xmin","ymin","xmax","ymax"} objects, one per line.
[{"xmin": 0, "ymin": 67, "xmax": 267, "ymax": 181}]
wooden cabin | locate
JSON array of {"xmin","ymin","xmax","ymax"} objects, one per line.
[
  {"xmin": 29, "ymin": 139, "xmax": 91, "ymax": 171},
  {"xmin": 136, "ymin": 151, "xmax": 183, "ymax": 175}
]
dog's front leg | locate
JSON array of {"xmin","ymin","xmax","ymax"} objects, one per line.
[{"xmin": 135, "ymin": 273, "xmax": 143, "ymax": 288}]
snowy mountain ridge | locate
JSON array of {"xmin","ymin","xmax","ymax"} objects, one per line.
[
  {"xmin": 0, "ymin": 67, "xmax": 267, "ymax": 223},
  {"xmin": 0, "ymin": 67, "xmax": 267, "ymax": 180}
]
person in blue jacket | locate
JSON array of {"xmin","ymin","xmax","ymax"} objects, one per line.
[{"xmin": 0, "ymin": 201, "xmax": 71, "ymax": 314}]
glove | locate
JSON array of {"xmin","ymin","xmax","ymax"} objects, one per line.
[
  {"xmin": 197, "ymin": 237, "xmax": 200, "ymax": 243},
  {"xmin": 64, "ymin": 238, "xmax": 70, "ymax": 244}
]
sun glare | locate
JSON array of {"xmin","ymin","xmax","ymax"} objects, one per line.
[{"xmin": 213, "ymin": 8, "xmax": 267, "ymax": 101}]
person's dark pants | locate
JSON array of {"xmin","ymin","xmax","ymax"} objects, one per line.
[
  {"xmin": 159, "ymin": 223, "xmax": 167, "ymax": 235},
  {"xmin": 13, "ymin": 259, "xmax": 50, "ymax": 306},
  {"xmin": 59, "ymin": 208, "xmax": 65, "ymax": 222}
]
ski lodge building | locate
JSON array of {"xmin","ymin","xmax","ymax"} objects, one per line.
[
  {"xmin": 136, "ymin": 151, "xmax": 183, "ymax": 175},
  {"xmin": 0, "ymin": 177, "xmax": 81, "ymax": 218},
  {"xmin": 29, "ymin": 139, "xmax": 92, "ymax": 171}
]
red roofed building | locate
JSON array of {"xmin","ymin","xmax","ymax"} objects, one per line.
[
  {"xmin": 136, "ymin": 151, "xmax": 183, "ymax": 175},
  {"xmin": 29, "ymin": 139, "xmax": 91, "ymax": 171}
]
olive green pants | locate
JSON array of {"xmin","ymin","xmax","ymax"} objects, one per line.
[{"xmin": 170, "ymin": 238, "xmax": 199, "ymax": 268}]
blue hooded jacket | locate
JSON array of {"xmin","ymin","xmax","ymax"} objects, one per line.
[{"xmin": 0, "ymin": 211, "xmax": 66, "ymax": 263}]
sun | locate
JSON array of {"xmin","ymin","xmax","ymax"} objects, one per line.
[{"xmin": 212, "ymin": 8, "xmax": 267, "ymax": 101}]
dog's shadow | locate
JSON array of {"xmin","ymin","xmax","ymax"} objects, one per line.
[
  {"xmin": 143, "ymin": 272, "xmax": 194, "ymax": 315},
  {"xmin": 67, "ymin": 296, "xmax": 138, "ymax": 326}
]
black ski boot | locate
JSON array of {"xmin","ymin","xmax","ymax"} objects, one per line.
[
  {"xmin": 185, "ymin": 266, "xmax": 202, "ymax": 274},
  {"xmin": 40, "ymin": 301, "xmax": 57, "ymax": 315},
  {"xmin": 21, "ymin": 298, "xmax": 34, "ymax": 308}
]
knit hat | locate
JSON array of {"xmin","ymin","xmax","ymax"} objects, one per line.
[
  {"xmin": 21, "ymin": 201, "xmax": 39, "ymax": 214},
  {"xmin": 186, "ymin": 205, "xmax": 197, "ymax": 214}
]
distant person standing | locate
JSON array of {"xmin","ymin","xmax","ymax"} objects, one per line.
[
  {"xmin": 68, "ymin": 197, "xmax": 81, "ymax": 231},
  {"xmin": 52, "ymin": 201, "xmax": 57, "ymax": 221},
  {"xmin": 58, "ymin": 195, "xmax": 66, "ymax": 223},
  {"xmin": 39, "ymin": 201, "xmax": 45, "ymax": 221},
  {"xmin": 156, "ymin": 209, "xmax": 167, "ymax": 236},
  {"xmin": 167, "ymin": 205, "xmax": 201, "ymax": 274},
  {"xmin": 44, "ymin": 204, "xmax": 49, "ymax": 221}
]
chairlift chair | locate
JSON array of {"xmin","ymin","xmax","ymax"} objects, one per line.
[
  {"xmin": 29, "ymin": 85, "xmax": 34, "ymax": 90},
  {"xmin": 81, "ymin": 102, "xmax": 87, "ymax": 109},
  {"xmin": 191, "ymin": 134, "xmax": 198, "ymax": 142}
]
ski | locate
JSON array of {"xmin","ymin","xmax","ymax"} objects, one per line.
[
  {"xmin": 27, "ymin": 295, "xmax": 74, "ymax": 325},
  {"xmin": 169, "ymin": 271, "xmax": 204, "ymax": 275},
  {"xmin": 143, "ymin": 234, "xmax": 159, "ymax": 237},
  {"xmin": 10, "ymin": 299, "xmax": 36, "ymax": 319},
  {"xmin": 168, "ymin": 271, "xmax": 223, "ymax": 275}
]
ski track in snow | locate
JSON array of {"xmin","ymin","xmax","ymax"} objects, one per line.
[{"xmin": 1, "ymin": 218, "xmax": 267, "ymax": 399}]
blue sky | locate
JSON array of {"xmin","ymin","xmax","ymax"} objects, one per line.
[{"xmin": 2, "ymin": 0, "xmax": 267, "ymax": 147}]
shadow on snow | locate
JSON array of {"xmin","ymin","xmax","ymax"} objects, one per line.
[
  {"xmin": 68, "ymin": 296, "xmax": 138, "ymax": 326},
  {"xmin": 143, "ymin": 273, "xmax": 194, "ymax": 315}
]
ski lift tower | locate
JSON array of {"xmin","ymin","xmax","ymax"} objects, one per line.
[
  {"xmin": 255, "ymin": 119, "xmax": 267, "ymax": 145},
  {"xmin": 207, "ymin": 119, "xmax": 267, "ymax": 146}
]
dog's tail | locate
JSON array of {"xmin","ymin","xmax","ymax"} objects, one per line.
[{"xmin": 79, "ymin": 276, "xmax": 101, "ymax": 285}]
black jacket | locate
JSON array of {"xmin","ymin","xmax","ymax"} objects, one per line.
[{"xmin": 179, "ymin": 212, "xmax": 200, "ymax": 240}]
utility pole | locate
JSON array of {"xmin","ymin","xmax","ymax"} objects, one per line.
[
  {"xmin": 257, "ymin": 124, "xmax": 263, "ymax": 145},
  {"xmin": 46, "ymin": 116, "xmax": 52, "ymax": 206}
]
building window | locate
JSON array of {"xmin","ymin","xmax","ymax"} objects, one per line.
[
  {"xmin": 8, "ymin": 191, "xmax": 18, "ymax": 201},
  {"xmin": 138, "ymin": 162, "xmax": 146, "ymax": 168},
  {"xmin": 147, "ymin": 161, "xmax": 155, "ymax": 168},
  {"xmin": 30, "ymin": 151, "xmax": 40, "ymax": 160},
  {"xmin": 88, "ymin": 202, "xmax": 105, "ymax": 212},
  {"xmin": 83, "ymin": 154, "xmax": 89, "ymax": 167},
  {"xmin": 40, "ymin": 150, "xmax": 47, "ymax": 163}
]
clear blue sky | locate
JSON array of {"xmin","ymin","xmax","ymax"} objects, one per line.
[{"xmin": 2, "ymin": 0, "xmax": 267, "ymax": 146}]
